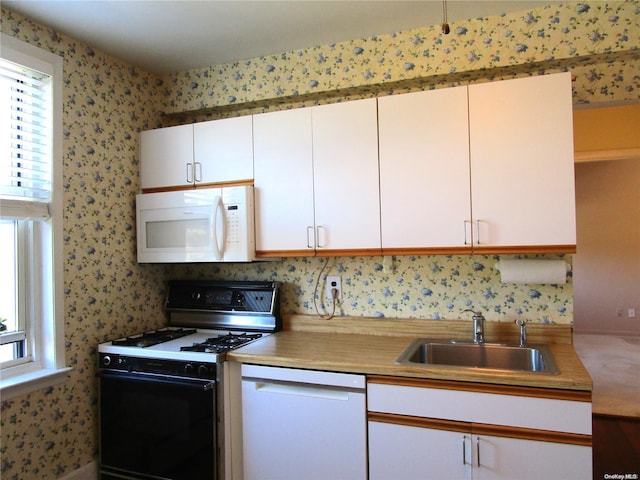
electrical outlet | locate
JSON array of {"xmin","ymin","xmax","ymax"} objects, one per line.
[
  {"xmin": 629, "ymin": 308, "xmax": 636, "ymax": 319},
  {"xmin": 326, "ymin": 275, "xmax": 342, "ymax": 300}
]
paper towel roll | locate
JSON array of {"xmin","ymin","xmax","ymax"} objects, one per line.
[{"xmin": 497, "ymin": 259, "xmax": 570, "ymax": 284}]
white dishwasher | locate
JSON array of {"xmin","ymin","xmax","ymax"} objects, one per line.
[{"xmin": 241, "ymin": 364, "xmax": 367, "ymax": 480}]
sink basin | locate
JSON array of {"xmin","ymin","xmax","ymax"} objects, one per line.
[{"xmin": 396, "ymin": 339, "xmax": 558, "ymax": 373}]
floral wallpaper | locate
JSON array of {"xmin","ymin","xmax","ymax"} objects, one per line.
[
  {"xmin": 161, "ymin": 0, "xmax": 640, "ymax": 114},
  {"xmin": 170, "ymin": 254, "xmax": 574, "ymax": 323},
  {"xmin": 1, "ymin": 1, "xmax": 639, "ymax": 479},
  {"xmin": 1, "ymin": 8, "xmax": 167, "ymax": 480}
]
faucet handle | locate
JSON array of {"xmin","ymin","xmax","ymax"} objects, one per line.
[{"xmin": 463, "ymin": 309, "xmax": 484, "ymax": 319}]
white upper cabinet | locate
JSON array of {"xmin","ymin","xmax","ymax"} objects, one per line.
[
  {"xmin": 140, "ymin": 124, "xmax": 193, "ymax": 190},
  {"xmin": 253, "ymin": 108, "xmax": 315, "ymax": 254},
  {"xmin": 377, "ymin": 72, "xmax": 576, "ymax": 254},
  {"xmin": 468, "ymin": 72, "xmax": 576, "ymax": 251},
  {"xmin": 378, "ymin": 86, "xmax": 471, "ymax": 253},
  {"xmin": 140, "ymin": 116, "xmax": 253, "ymax": 190},
  {"xmin": 312, "ymin": 98, "xmax": 381, "ymax": 253},
  {"xmin": 142, "ymin": 73, "xmax": 576, "ymax": 254},
  {"xmin": 253, "ymin": 98, "xmax": 381, "ymax": 256},
  {"xmin": 193, "ymin": 116, "xmax": 253, "ymax": 184}
]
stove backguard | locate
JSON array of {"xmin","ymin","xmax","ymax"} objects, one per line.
[{"xmin": 165, "ymin": 280, "xmax": 280, "ymax": 333}]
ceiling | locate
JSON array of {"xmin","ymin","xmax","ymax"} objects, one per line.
[{"xmin": 3, "ymin": 0, "xmax": 557, "ymax": 75}]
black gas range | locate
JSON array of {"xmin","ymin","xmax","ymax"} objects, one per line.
[
  {"xmin": 97, "ymin": 280, "xmax": 279, "ymax": 480},
  {"xmin": 98, "ymin": 280, "xmax": 280, "ymax": 376}
]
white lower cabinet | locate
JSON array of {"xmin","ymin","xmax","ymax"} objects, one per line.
[
  {"xmin": 367, "ymin": 380, "xmax": 592, "ymax": 480},
  {"xmin": 369, "ymin": 420, "xmax": 470, "ymax": 479},
  {"xmin": 369, "ymin": 420, "xmax": 592, "ymax": 480}
]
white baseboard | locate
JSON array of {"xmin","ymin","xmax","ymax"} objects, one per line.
[{"xmin": 59, "ymin": 461, "xmax": 97, "ymax": 480}]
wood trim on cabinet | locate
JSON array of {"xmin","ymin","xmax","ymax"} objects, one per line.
[
  {"xmin": 258, "ymin": 245, "xmax": 578, "ymax": 258},
  {"xmin": 256, "ymin": 250, "xmax": 313, "ymax": 258},
  {"xmin": 381, "ymin": 246, "xmax": 473, "ymax": 256},
  {"xmin": 141, "ymin": 185, "xmax": 194, "ymax": 194},
  {"xmin": 471, "ymin": 422, "xmax": 592, "ymax": 447},
  {"xmin": 196, "ymin": 179, "xmax": 254, "ymax": 188},
  {"xmin": 315, "ymin": 248, "xmax": 383, "ymax": 257},
  {"xmin": 256, "ymin": 248, "xmax": 384, "ymax": 258},
  {"xmin": 368, "ymin": 412, "xmax": 592, "ymax": 447},
  {"xmin": 367, "ymin": 375, "xmax": 592, "ymax": 402},
  {"xmin": 471, "ymin": 244, "xmax": 577, "ymax": 254},
  {"xmin": 369, "ymin": 411, "xmax": 471, "ymax": 434},
  {"xmin": 141, "ymin": 179, "xmax": 253, "ymax": 194}
]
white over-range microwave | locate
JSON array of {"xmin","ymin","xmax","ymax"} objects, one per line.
[{"xmin": 136, "ymin": 186, "xmax": 255, "ymax": 263}]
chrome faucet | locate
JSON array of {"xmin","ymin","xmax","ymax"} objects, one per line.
[
  {"xmin": 464, "ymin": 309, "xmax": 485, "ymax": 343},
  {"xmin": 516, "ymin": 319, "xmax": 527, "ymax": 346}
]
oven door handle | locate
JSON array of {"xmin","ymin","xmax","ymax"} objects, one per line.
[{"xmin": 97, "ymin": 370, "xmax": 215, "ymax": 391}]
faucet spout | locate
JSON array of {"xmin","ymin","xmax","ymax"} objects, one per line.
[{"xmin": 464, "ymin": 309, "xmax": 485, "ymax": 343}]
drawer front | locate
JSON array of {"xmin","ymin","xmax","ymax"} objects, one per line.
[{"xmin": 367, "ymin": 383, "xmax": 591, "ymax": 435}]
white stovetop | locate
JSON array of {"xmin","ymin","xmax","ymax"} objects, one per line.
[{"xmin": 98, "ymin": 330, "xmax": 264, "ymax": 363}]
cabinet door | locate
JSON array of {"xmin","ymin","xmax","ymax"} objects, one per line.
[
  {"xmin": 193, "ymin": 116, "xmax": 253, "ymax": 184},
  {"xmin": 253, "ymin": 108, "xmax": 315, "ymax": 254},
  {"xmin": 312, "ymin": 98, "xmax": 381, "ymax": 252},
  {"xmin": 140, "ymin": 124, "xmax": 193, "ymax": 189},
  {"xmin": 378, "ymin": 87, "xmax": 472, "ymax": 252},
  {"xmin": 369, "ymin": 421, "xmax": 470, "ymax": 480},
  {"xmin": 468, "ymin": 72, "xmax": 576, "ymax": 249},
  {"xmin": 473, "ymin": 434, "xmax": 592, "ymax": 480}
]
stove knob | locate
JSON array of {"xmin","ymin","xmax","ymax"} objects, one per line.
[
  {"xmin": 198, "ymin": 365, "xmax": 208, "ymax": 377},
  {"xmin": 184, "ymin": 364, "xmax": 194, "ymax": 375},
  {"xmin": 117, "ymin": 357, "xmax": 126, "ymax": 366},
  {"xmin": 103, "ymin": 355, "xmax": 111, "ymax": 366}
]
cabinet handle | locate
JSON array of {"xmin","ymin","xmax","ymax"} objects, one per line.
[
  {"xmin": 307, "ymin": 226, "xmax": 315, "ymax": 249},
  {"xmin": 475, "ymin": 220, "xmax": 482, "ymax": 245},
  {"xmin": 464, "ymin": 220, "xmax": 471, "ymax": 245},
  {"xmin": 186, "ymin": 163, "xmax": 193, "ymax": 183},
  {"xmin": 462, "ymin": 435, "xmax": 467, "ymax": 465},
  {"xmin": 476, "ymin": 436, "xmax": 481, "ymax": 467},
  {"xmin": 316, "ymin": 226, "xmax": 327, "ymax": 248},
  {"xmin": 194, "ymin": 161, "xmax": 203, "ymax": 183},
  {"xmin": 252, "ymin": 381, "xmax": 350, "ymax": 401}
]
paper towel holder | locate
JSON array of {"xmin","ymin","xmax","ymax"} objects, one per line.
[{"xmin": 495, "ymin": 259, "xmax": 571, "ymax": 284}]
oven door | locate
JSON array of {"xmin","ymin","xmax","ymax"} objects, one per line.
[{"xmin": 98, "ymin": 370, "xmax": 216, "ymax": 480}]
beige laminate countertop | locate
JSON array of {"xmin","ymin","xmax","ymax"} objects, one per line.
[{"xmin": 228, "ymin": 315, "xmax": 593, "ymax": 393}]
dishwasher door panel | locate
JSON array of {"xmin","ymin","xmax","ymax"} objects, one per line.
[{"xmin": 241, "ymin": 365, "xmax": 367, "ymax": 480}]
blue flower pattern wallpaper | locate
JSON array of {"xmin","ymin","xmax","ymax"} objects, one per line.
[{"xmin": 1, "ymin": 2, "xmax": 639, "ymax": 478}]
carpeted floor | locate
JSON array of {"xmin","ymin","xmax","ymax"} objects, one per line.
[{"xmin": 573, "ymin": 334, "xmax": 640, "ymax": 418}]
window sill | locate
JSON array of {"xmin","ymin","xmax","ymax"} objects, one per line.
[{"xmin": 0, "ymin": 366, "xmax": 72, "ymax": 401}]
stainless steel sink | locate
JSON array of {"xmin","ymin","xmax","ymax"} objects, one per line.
[{"xmin": 396, "ymin": 339, "xmax": 558, "ymax": 373}]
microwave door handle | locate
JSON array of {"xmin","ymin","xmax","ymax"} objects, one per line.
[{"xmin": 212, "ymin": 195, "xmax": 224, "ymax": 261}]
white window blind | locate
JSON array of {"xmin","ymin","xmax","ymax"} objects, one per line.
[{"xmin": 0, "ymin": 58, "xmax": 52, "ymax": 207}]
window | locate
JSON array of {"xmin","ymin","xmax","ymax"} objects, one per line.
[{"xmin": 0, "ymin": 34, "xmax": 68, "ymax": 399}]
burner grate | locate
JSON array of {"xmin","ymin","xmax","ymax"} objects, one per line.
[
  {"xmin": 180, "ymin": 332, "xmax": 263, "ymax": 353},
  {"xmin": 111, "ymin": 328, "xmax": 197, "ymax": 348}
]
